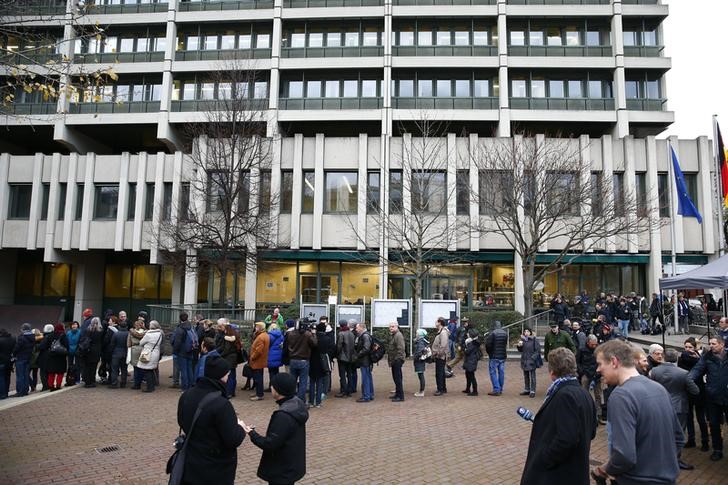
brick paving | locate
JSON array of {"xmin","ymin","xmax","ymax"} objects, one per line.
[{"xmin": 0, "ymin": 359, "xmax": 725, "ymax": 484}]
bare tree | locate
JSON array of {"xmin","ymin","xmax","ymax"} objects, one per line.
[
  {"xmin": 351, "ymin": 118, "xmax": 464, "ymax": 329},
  {"xmin": 471, "ymin": 135, "xmax": 659, "ymax": 317},
  {"xmin": 1, "ymin": 0, "xmax": 116, "ymax": 118},
  {"xmin": 157, "ymin": 63, "xmax": 275, "ymax": 306}
]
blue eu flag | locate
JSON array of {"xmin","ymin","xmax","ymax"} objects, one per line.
[{"xmin": 671, "ymin": 147, "xmax": 702, "ymax": 224}]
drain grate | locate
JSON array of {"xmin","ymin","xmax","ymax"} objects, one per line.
[{"xmin": 96, "ymin": 445, "xmax": 120, "ymax": 454}]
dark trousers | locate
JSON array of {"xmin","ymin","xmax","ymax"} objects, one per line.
[
  {"xmin": 435, "ymin": 358, "xmax": 447, "ymax": 392},
  {"xmin": 391, "ymin": 360, "xmax": 403, "ymax": 399},
  {"xmin": 83, "ymin": 359, "xmax": 99, "ymax": 385},
  {"xmin": 144, "ymin": 369, "xmax": 157, "ymax": 392},
  {"xmin": 39, "ymin": 365, "xmax": 48, "ymax": 390},
  {"xmin": 67, "ymin": 354, "xmax": 80, "ymax": 382},
  {"xmin": 253, "ymin": 368, "xmax": 264, "ymax": 397},
  {"xmin": 465, "ymin": 370, "xmax": 478, "ymax": 393},
  {"xmin": 687, "ymin": 395, "xmax": 709, "ymax": 445},
  {"xmin": 110, "ymin": 354, "xmax": 127, "ymax": 386},
  {"xmin": 268, "ymin": 366, "xmax": 279, "ymax": 388},
  {"xmin": 1, "ymin": 362, "xmax": 12, "ymax": 398},
  {"xmin": 417, "ymin": 372, "xmax": 425, "ymax": 392},
  {"xmin": 707, "ymin": 402, "xmax": 728, "ymax": 451}
]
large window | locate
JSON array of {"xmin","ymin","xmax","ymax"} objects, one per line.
[
  {"xmin": 456, "ymin": 170, "xmax": 469, "ymax": 215},
  {"xmin": 683, "ymin": 173, "xmax": 699, "ymax": 206},
  {"xmin": 94, "ymin": 185, "xmax": 119, "ymax": 219},
  {"xmin": 657, "ymin": 173, "xmax": 670, "ymax": 217},
  {"xmin": 479, "ymin": 170, "xmax": 512, "ymax": 216},
  {"xmin": 280, "ymin": 171, "xmax": 293, "ymax": 213},
  {"xmin": 548, "ymin": 172, "xmax": 579, "ymax": 216},
  {"xmin": 145, "ymin": 182, "xmax": 155, "ymax": 220},
  {"xmin": 367, "ymin": 171, "xmax": 380, "ymax": 214},
  {"xmin": 389, "ymin": 171, "xmax": 403, "ymax": 214},
  {"xmin": 612, "ymin": 173, "xmax": 624, "ymax": 216},
  {"xmin": 259, "ymin": 170, "xmax": 271, "ymax": 214},
  {"xmin": 635, "ymin": 172, "xmax": 648, "ymax": 216},
  {"xmin": 302, "ymin": 171, "xmax": 315, "ymax": 214},
  {"xmin": 590, "ymin": 172, "xmax": 602, "ymax": 216},
  {"xmin": 8, "ymin": 184, "xmax": 32, "ymax": 219},
  {"xmin": 411, "ymin": 171, "xmax": 446, "ymax": 213},
  {"xmin": 325, "ymin": 172, "xmax": 358, "ymax": 213}
]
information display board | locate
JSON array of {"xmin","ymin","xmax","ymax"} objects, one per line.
[
  {"xmin": 300, "ymin": 303, "xmax": 329, "ymax": 323},
  {"xmin": 371, "ymin": 299, "xmax": 411, "ymax": 328},
  {"xmin": 419, "ymin": 300, "xmax": 460, "ymax": 329},
  {"xmin": 335, "ymin": 304, "xmax": 365, "ymax": 326}
]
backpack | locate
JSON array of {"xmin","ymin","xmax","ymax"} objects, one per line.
[
  {"xmin": 183, "ymin": 328, "xmax": 199, "ymax": 353},
  {"xmin": 369, "ymin": 335, "xmax": 386, "ymax": 364}
]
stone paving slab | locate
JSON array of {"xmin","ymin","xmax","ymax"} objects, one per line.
[{"xmin": 0, "ymin": 359, "xmax": 724, "ymax": 484}]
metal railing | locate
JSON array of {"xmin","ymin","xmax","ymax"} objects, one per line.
[
  {"xmin": 170, "ymin": 98, "xmax": 269, "ymax": 112},
  {"xmin": 6, "ymin": 103, "xmax": 57, "ymax": 115},
  {"xmin": 626, "ymin": 98, "xmax": 666, "ymax": 111},
  {"xmin": 279, "ymin": 97, "xmax": 383, "ymax": 109},
  {"xmin": 74, "ymin": 52, "xmax": 165, "ymax": 63},
  {"xmin": 147, "ymin": 305, "xmax": 257, "ymax": 335},
  {"xmin": 0, "ymin": 52, "xmax": 63, "ymax": 64},
  {"xmin": 509, "ymin": 97, "xmax": 614, "ymax": 110},
  {"xmin": 508, "ymin": 45, "xmax": 612, "ymax": 57},
  {"xmin": 67, "ymin": 101, "xmax": 160, "ymax": 114},
  {"xmin": 178, "ymin": 0, "xmax": 274, "ymax": 11},
  {"xmin": 283, "ymin": 0, "xmax": 382, "ymax": 7},
  {"xmin": 507, "ymin": 0, "xmax": 609, "ymax": 4},
  {"xmin": 394, "ymin": 0, "xmax": 495, "ymax": 5},
  {"xmin": 623, "ymin": 45, "xmax": 665, "ymax": 57},
  {"xmin": 481, "ymin": 309, "xmax": 554, "ymax": 348},
  {"xmin": 392, "ymin": 45, "xmax": 497, "ymax": 56},
  {"xmin": 86, "ymin": 2, "xmax": 169, "ymax": 14},
  {"xmin": 622, "ymin": 0, "xmax": 659, "ymax": 4},
  {"xmin": 393, "ymin": 97, "xmax": 498, "ymax": 109},
  {"xmin": 281, "ymin": 46, "xmax": 383, "ymax": 58},
  {"xmin": 174, "ymin": 48, "xmax": 271, "ymax": 61}
]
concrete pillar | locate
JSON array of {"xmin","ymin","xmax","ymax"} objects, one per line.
[
  {"xmin": 447, "ymin": 133, "xmax": 457, "ymax": 251},
  {"xmin": 623, "ymin": 137, "xmax": 639, "ymax": 253},
  {"xmin": 149, "ymin": 152, "xmax": 166, "ymax": 264},
  {"xmin": 245, "ymin": 262, "xmax": 257, "ymax": 309},
  {"xmin": 0, "ymin": 153, "xmax": 8, "ymax": 249},
  {"xmin": 183, "ymin": 248, "xmax": 198, "ymax": 305},
  {"xmin": 291, "ymin": 134, "xmax": 303, "ymax": 249},
  {"xmin": 171, "ymin": 263, "xmax": 183, "ymax": 306},
  {"xmin": 62, "ymin": 153, "xmax": 78, "ymax": 251},
  {"xmin": 645, "ymin": 137, "xmax": 662, "ymax": 295},
  {"xmin": 497, "ymin": 0, "xmax": 510, "ymax": 137},
  {"xmin": 357, "ymin": 134, "xmax": 368, "ymax": 251},
  {"xmin": 114, "ymin": 152, "xmax": 130, "ymax": 251},
  {"xmin": 602, "ymin": 135, "xmax": 616, "ymax": 252},
  {"xmin": 79, "ymin": 153, "xmax": 96, "ymax": 251},
  {"xmin": 132, "ymin": 152, "xmax": 148, "ymax": 252},
  {"xmin": 611, "ymin": 2, "xmax": 628, "ymax": 138},
  {"xmin": 469, "ymin": 134, "xmax": 480, "ymax": 252},
  {"xmin": 514, "ymin": 251, "xmax": 525, "ymax": 315},
  {"xmin": 26, "ymin": 153, "xmax": 44, "ymax": 250},
  {"xmin": 73, "ymin": 252, "xmax": 105, "ymax": 322},
  {"xmin": 697, "ymin": 136, "xmax": 715, "ymax": 254},
  {"xmin": 312, "ymin": 133, "xmax": 324, "ymax": 250},
  {"xmin": 44, "ymin": 153, "xmax": 62, "ymax": 260}
]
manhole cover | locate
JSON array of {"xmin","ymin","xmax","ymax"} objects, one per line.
[{"xmin": 96, "ymin": 445, "xmax": 120, "ymax": 454}]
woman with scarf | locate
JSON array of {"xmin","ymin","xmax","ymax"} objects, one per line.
[
  {"xmin": 517, "ymin": 327, "xmax": 542, "ymax": 398},
  {"xmin": 127, "ymin": 319, "xmax": 147, "ymax": 390},
  {"xmin": 412, "ymin": 328, "xmax": 429, "ymax": 397}
]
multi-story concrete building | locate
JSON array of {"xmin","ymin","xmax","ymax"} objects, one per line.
[{"xmin": 0, "ymin": 0, "xmax": 718, "ymax": 321}]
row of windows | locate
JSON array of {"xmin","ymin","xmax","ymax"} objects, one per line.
[
  {"xmin": 5, "ymin": 170, "xmax": 700, "ymax": 221},
  {"xmin": 172, "ymin": 80, "xmax": 269, "ymax": 101}
]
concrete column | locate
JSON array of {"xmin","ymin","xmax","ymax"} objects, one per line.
[
  {"xmin": 291, "ymin": 134, "xmax": 303, "ymax": 249},
  {"xmin": 245, "ymin": 262, "xmax": 257, "ymax": 309},
  {"xmin": 149, "ymin": 152, "xmax": 166, "ymax": 264},
  {"xmin": 79, "ymin": 153, "xmax": 96, "ymax": 251},
  {"xmin": 183, "ymin": 248, "xmax": 198, "ymax": 305},
  {"xmin": 171, "ymin": 263, "xmax": 183, "ymax": 306},
  {"xmin": 26, "ymin": 153, "xmax": 44, "ymax": 250},
  {"xmin": 602, "ymin": 135, "xmax": 615, "ymax": 253},
  {"xmin": 114, "ymin": 152, "xmax": 130, "ymax": 251},
  {"xmin": 73, "ymin": 252, "xmax": 105, "ymax": 322},
  {"xmin": 447, "ymin": 133, "xmax": 457, "ymax": 251},
  {"xmin": 269, "ymin": 136, "xmax": 282, "ymax": 247},
  {"xmin": 379, "ymin": 134, "xmax": 390, "ymax": 298},
  {"xmin": 0, "ymin": 249, "xmax": 17, "ymax": 304},
  {"xmin": 612, "ymin": 2, "xmax": 628, "ymax": 138},
  {"xmin": 645, "ymin": 136, "xmax": 662, "ymax": 295},
  {"xmin": 535, "ymin": 135, "xmax": 547, "ymax": 253},
  {"xmin": 0, "ymin": 153, "xmax": 9, "ymax": 249},
  {"xmin": 697, "ymin": 136, "xmax": 715, "ymax": 254},
  {"xmin": 357, "ymin": 134, "xmax": 368, "ymax": 251},
  {"xmin": 44, "ymin": 153, "xmax": 62, "ymax": 260},
  {"xmin": 132, "ymin": 152, "xmax": 148, "ymax": 252},
  {"xmin": 579, "ymin": 135, "xmax": 593, "ymax": 252},
  {"xmin": 312, "ymin": 133, "xmax": 324, "ymax": 250},
  {"xmin": 514, "ymin": 251, "xmax": 525, "ymax": 315},
  {"xmin": 623, "ymin": 137, "xmax": 639, "ymax": 253},
  {"xmin": 469, "ymin": 134, "xmax": 480, "ymax": 252},
  {"xmin": 157, "ymin": 0, "xmax": 181, "ymax": 150},
  {"xmin": 62, "ymin": 153, "xmax": 78, "ymax": 251},
  {"xmin": 402, "ymin": 133, "xmax": 412, "ymax": 251},
  {"xmin": 497, "ymin": 0, "xmax": 510, "ymax": 137}
]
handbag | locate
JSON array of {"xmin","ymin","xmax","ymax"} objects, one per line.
[
  {"xmin": 535, "ymin": 353, "xmax": 544, "ymax": 369},
  {"xmin": 320, "ymin": 353, "xmax": 332, "ymax": 373},
  {"xmin": 242, "ymin": 363, "xmax": 253, "ymax": 378},
  {"xmin": 419, "ymin": 346, "xmax": 433, "ymax": 362},
  {"xmin": 50, "ymin": 338, "xmax": 68, "ymax": 356},
  {"xmin": 139, "ymin": 334, "xmax": 161, "ymax": 364},
  {"xmin": 166, "ymin": 391, "xmax": 220, "ymax": 485}
]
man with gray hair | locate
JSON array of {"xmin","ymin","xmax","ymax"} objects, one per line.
[
  {"xmin": 647, "ymin": 343, "xmax": 664, "ymax": 371},
  {"xmin": 650, "ymin": 348, "xmax": 699, "ymax": 470},
  {"xmin": 354, "ymin": 322, "xmax": 374, "ymax": 402}
]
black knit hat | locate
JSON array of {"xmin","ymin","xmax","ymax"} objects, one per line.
[
  {"xmin": 270, "ymin": 373, "xmax": 297, "ymax": 397},
  {"xmin": 204, "ymin": 355, "xmax": 230, "ymax": 381}
]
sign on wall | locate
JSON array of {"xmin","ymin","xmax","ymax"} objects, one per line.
[
  {"xmin": 335, "ymin": 304, "xmax": 365, "ymax": 326},
  {"xmin": 300, "ymin": 303, "xmax": 329, "ymax": 323},
  {"xmin": 371, "ymin": 299, "xmax": 411, "ymax": 328},
  {"xmin": 419, "ymin": 300, "xmax": 459, "ymax": 329}
]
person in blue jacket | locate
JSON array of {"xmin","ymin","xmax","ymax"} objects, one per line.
[{"xmin": 267, "ymin": 323, "xmax": 284, "ymax": 391}]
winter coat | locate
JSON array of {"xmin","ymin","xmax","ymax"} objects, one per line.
[
  {"xmin": 577, "ymin": 346, "xmax": 598, "ymax": 381},
  {"xmin": 387, "ymin": 330, "xmax": 406, "ymax": 366},
  {"xmin": 551, "ymin": 302, "xmax": 570, "ymax": 323},
  {"xmin": 127, "ymin": 328, "xmax": 146, "ymax": 367},
  {"xmin": 354, "ymin": 331, "xmax": 373, "ymax": 368},
  {"xmin": 543, "ymin": 330, "xmax": 576, "ymax": 361},
  {"xmin": 616, "ymin": 304, "xmax": 631, "ymax": 321},
  {"xmin": 287, "ymin": 329, "xmax": 317, "ymax": 361},
  {"xmin": 463, "ymin": 337, "xmax": 481, "ymax": 372},
  {"xmin": 136, "ymin": 329, "xmax": 163, "ymax": 370},
  {"xmin": 413, "ymin": 336, "xmax": 429, "ymax": 373},
  {"xmin": 80, "ymin": 330, "xmax": 103, "ymax": 362},
  {"xmin": 485, "ymin": 328, "xmax": 508, "ymax": 360},
  {"xmin": 249, "ymin": 331, "xmax": 271, "ymax": 370},
  {"xmin": 267, "ymin": 329, "xmax": 284, "ymax": 368},
  {"xmin": 219, "ymin": 336, "xmax": 239, "ymax": 369},
  {"xmin": 39, "ymin": 333, "xmax": 69, "ymax": 374},
  {"xmin": 66, "ymin": 329, "xmax": 81, "ymax": 355},
  {"xmin": 518, "ymin": 335, "xmax": 541, "ymax": 372},
  {"xmin": 310, "ymin": 331, "xmax": 334, "ymax": 379},
  {"xmin": 431, "ymin": 328, "xmax": 449, "ymax": 361},
  {"xmin": 0, "ymin": 333, "xmax": 13, "ymax": 365},
  {"xmin": 177, "ymin": 377, "xmax": 246, "ymax": 485},
  {"xmin": 336, "ymin": 329, "xmax": 356, "ymax": 363},
  {"xmin": 172, "ymin": 320, "xmax": 195, "ymax": 359},
  {"xmin": 37, "ymin": 332, "xmax": 54, "ymax": 369},
  {"xmin": 110, "ymin": 328, "xmax": 129, "ymax": 358},
  {"xmin": 12, "ymin": 331, "xmax": 35, "ymax": 362},
  {"xmin": 101, "ymin": 325, "xmax": 117, "ymax": 361},
  {"xmin": 520, "ymin": 380, "xmax": 597, "ymax": 485},
  {"xmin": 250, "ymin": 395, "xmax": 309, "ymax": 484},
  {"xmin": 688, "ymin": 350, "xmax": 728, "ymax": 406},
  {"xmin": 650, "ymin": 362, "xmax": 699, "ymax": 415}
]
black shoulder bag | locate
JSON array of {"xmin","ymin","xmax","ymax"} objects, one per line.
[{"xmin": 166, "ymin": 391, "xmax": 221, "ymax": 485}]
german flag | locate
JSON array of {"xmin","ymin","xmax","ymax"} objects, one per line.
[{"xmin": 719, "ymin": 122, "xmax": 728, "ymax": 207}]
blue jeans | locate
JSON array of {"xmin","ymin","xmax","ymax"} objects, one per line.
[
  {"xmin": 360, "ymin": 365, "xmax": 374, "ymax": 400},
  {"xmin": 489, "ymin": 359, "xmax": 505, "ymax": 393},
  {"xmin": 289, "ymin": 359, "xmax": 310, "ymax": 401},
  {"xmin": 308, "ymin": 376, "xmax": 326, "ymax": 405},
  {"xmin": 15, "ymin": 359, "xmax": 30, "ymax": 396},
  {"xmin": 226, "ymin": 368, "xmax": 237, "ymax": 397},
  {"xmin": 619, "ymin": 319, "xmax": 630, "ymax": 337},
  {"xmin": 178, "ymin": 356, "xmax": 194, "ymax": 390}
]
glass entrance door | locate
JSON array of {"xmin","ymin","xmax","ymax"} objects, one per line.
[{"xmin": 300, "ymin": 273, "xmax": 340, "ymax": 304}]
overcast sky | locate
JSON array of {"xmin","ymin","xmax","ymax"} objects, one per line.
[{"xmin": 662, "ymin": 0, "xmax": 728, "ymax": 140}]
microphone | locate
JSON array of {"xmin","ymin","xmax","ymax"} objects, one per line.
[{"xmin": 517, "ymin": 407, "xmax": 535, "ymax": 422}]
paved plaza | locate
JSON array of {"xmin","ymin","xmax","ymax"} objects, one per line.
[{"xmin": 0, "ymin": 359, "xmax": 724, "ymax": 485}]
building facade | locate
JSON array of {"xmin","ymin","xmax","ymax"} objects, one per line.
[{"xmin": 0, "ymin": 0, "xmax": 718, "ymax": 321}]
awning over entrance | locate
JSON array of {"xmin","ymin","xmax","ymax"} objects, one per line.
[{"xmin": 660, "ymin": 253, "xmax": 728, "ymax": 290}]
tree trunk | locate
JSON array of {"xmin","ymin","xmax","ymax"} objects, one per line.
[
  {"xmin": 522, "ymin": 266, "xmax": 534, "ymax": 318},
  {"xmin": 218, "ymin": 267, "xmax": 227, "ymax": 307}
]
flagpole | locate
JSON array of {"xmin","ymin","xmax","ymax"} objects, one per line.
[
  {"xmin": 667, "ymin": 139, "xmax": 679, "ymax": 334},
  {"xmin": 712, "ymin": 115, "xmax": 727, "ymax": 318}
]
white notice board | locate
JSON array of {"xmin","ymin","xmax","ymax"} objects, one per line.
[
  {"xmin": 420, "ymin": 300, "xmax": 460, "ymax": 329},
  {"xmin": 300, "ymin": 304, "xmax": 329, "ymax": 322},
  {"xmin": 371, "ymin": 299, "xmax": 411, "ymax": 328},
  {"xmin": 336, "ymin": 305, "xmax": 365, "ymax": 325}
]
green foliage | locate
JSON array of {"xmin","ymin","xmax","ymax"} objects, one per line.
[{"xmin": 463, "ymin": 310, "xmax": 523, "ymax": 339}]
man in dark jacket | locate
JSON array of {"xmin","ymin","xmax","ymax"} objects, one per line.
[
  {"xmin": 243, "ymin": 372, "xmax": 309, "ymax": 485},
  {"xmin": 335, "ymin": 320, "xmax": 356, "ymax": 398},
  {"xmin": 286, "ymin": 319, "xmax": 317, "ymax": 402},
  {"xmin": 354, "ymin": 322, "xmax": 374, "ymax": 402},
  {"xmin": 172, "ymin": 313, "xmax": 197, "ymax": 391},
  {"xmin": 177, "ymin": 355, "xmax": 246, "ymax": 485},
  {"xmin": 387, "ymin": 322, "xmax": 406, "ymax": 402},
  {"xmin": 12, "ymin": 323, "xmax": 36, "ymax": 396},
  {"xmin": 688, "ymin": 336, "xmax": 728, "ymax": 461},
  {"xmin": 544, "ymin": 323, "xmax": 576, "ymax": 360},
  {"xmin": 485, "ymin": 321, "xmax": 508, "ymax": 396},
  {"xmin": 521, "ymin": 348, "xmax": 596, "ymax": 485},
  {"xmin": 109, "ymin": 321, "xmax": 129, "ymax": 388},
  {"xmin": 0, "ymin": 328, "xmax": 15, "ymax": 399}
]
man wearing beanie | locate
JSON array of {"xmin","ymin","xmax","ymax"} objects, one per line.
[
  {"xmin": 177, "ymin": 355, "xmax": 246, "ymax": 485},
  {"xmin": 242, "ymin": 372, "xmax": 309, "ymax": 485}
]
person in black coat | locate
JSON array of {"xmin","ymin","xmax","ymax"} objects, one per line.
[
  {"xmin": 39, "ymin": 323, "xmax": 69, "ymax": 391},
  {"xmin": 37, "ymin": 324, "xmax": 55, "ymax": 391},
  {"xmin": 308, "ymin": 322, "xmax": 334, "ymax": 407},
  {"xmin": 80, "ymin": 318, "xmax": 104, "ymax": 388},
  {"xmin": 243, "ymin": 373, "xmax": 309, "ymax": 485},
  {"xmin": 521, "ymin": 347, "xmax": 597, "ymax": 485},
  {"xmin": 462, "ymin": 328, "xmax": 481, "ymax": 396},
  {"xmin": 177, "ymin": 355, "xmax": 246, "ymax": 485},
  {"xmin": 109, "ymin": 321, "xmax": 129, "ymax": 388},
  {"xmin": 0, "ymin": 328, "xmax": 14, "ymax": 399}
]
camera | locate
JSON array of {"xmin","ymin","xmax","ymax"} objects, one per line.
[{"xmin": 297, "ymin": 317, "xmax": 316, "ymax": 332}]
